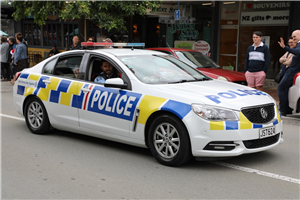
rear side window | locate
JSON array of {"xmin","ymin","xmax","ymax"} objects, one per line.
[
  {"xmin": 43, "ymin": 59, "xmax": 57, "ymax": 74},
  {"xmin": 44, "ymin": 56, "xmax": 83, "ymax": 79}
]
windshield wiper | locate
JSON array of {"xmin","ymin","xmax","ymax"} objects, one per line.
[
  {"xmin": 168, "ymin": 78, "xmax": 210, "ymax": 84},
  {"xmin": 202, "ymin": 65, "xmax": 214, "ymax": 68}
]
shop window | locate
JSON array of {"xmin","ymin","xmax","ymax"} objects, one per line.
[
  {"xmin": 63, "ymin": 24, "xmax": 79, "ymax": 48},
  {"xmin": 43, "ymin": 23, "xmax": 61, "ymax": 47},
  {"xmin": 24, "ymin": 22, "xmax": 41, "ymax": 46}
]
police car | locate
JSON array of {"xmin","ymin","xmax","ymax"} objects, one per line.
[{"xmin": 13, "ymin": 43, "xmax": 283, "ymax": 166}]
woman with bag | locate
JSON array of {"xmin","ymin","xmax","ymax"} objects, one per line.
[
  {"xmin": 13, "ymin": 35, "xmax": 28, "ymax": 72},
  {"xmin": 276, "ymin": 37, "xmax": 296, "ymax": 83}
]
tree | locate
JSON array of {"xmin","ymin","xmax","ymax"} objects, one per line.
[{"xmin": 8, "ymin": 0, "xmax": 161, "ymax": 32}]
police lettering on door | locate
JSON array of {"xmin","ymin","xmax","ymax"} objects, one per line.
[{"xmin": 87, "ymin": 86, "xmax": 142, "ymax": 121}]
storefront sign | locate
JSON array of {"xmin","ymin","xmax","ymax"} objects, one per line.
[
  {"xmin": 170, "ymin": 23, "xmax": 199, "ymax": 40},
  {"xmin": 174, "ymin": 40, "xmax": 211, "ymax": 55},
  {"xmin": 159, "ymin": 16, "xmax": 194, "ymax": 24},
  {"xmin": 240, "ymin": 10, "xmax": 289, "ymax": 25},
  {"xmin": 1, "ymin": 8, "xmax": 13, "ymax": 18},
  {"xmin": 242, "ymin": 1, "xmax": 290, "ymax": 11},
  {"xmin": 146, "ymin": 5, "xmax": 183, "ymax": 16},
  {"xmin": 193, "ymin": 40, "xmax": 210, "ymax": 55},
  {"xmin": 175, "ymin": 41, "xmax": 193, "ymax": 50}
]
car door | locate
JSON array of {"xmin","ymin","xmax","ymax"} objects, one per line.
[
  {"xmin": 77, "ymin": 53, "xmax": 141, "ymax": 137},
  {"xmin": 40, "ymin": 53, "xmax": 85, "ymax": 126}
]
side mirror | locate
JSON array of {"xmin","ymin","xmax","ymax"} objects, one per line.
[{"xmin": 104, "ymin": 78, "xmax": 127, "ymax": 89}]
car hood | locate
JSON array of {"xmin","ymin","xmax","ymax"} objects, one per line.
[
  {"xmin": 155, "ymin": 80, "xmax": 274, "ymax": 110},
  {"xmin": 199, "ymin": 68, "xmax": 246, "ymax": 81}
]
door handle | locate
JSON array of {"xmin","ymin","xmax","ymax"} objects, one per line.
[
  {"xmin": 81, "ymin": 87, "xmax": 91, "ymax": 93},
  {"xmin": 42, "ymin": 79, "xmax": 51, "ymax": 84}
]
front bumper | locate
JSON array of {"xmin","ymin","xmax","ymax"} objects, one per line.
[{"xmin": 183, "ymin": 110, "xmax": 283, "ymax": 158}]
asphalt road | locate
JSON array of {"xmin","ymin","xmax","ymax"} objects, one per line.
[{"xmin": 1, "ymin": 82, "xmax": 299, "ymax": 199}]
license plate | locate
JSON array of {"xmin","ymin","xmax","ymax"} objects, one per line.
[{"xmin": 259, "ymin": 126, "xmax": 276, "ymax": 139}]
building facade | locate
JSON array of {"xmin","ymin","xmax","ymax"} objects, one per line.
[{"xmin": 2, "ymin": 1, "xmax": 300, "ymax": 78}]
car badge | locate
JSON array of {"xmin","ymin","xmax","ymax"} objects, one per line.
[{"xmin": 260, "ymin": 108, "xmax": 268, "ymax": 119}]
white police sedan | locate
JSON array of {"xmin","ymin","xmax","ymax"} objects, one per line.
[{"xmin": 13, "ymin": 47, "xmax": 283, "ymax": 166}]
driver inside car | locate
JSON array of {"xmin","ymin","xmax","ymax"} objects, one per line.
[{"xmin": 94, "ymin": 60, "xmax": 119, "ymax": 83}]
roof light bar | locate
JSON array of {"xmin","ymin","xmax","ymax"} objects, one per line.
[{"xmin": 81, "ymin": 42, "xmax": 145, "ymax": 47}]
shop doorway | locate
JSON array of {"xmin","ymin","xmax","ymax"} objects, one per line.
[{"xmin": 219, "ymin": 25, "xmax": 239, "ymax": 71}]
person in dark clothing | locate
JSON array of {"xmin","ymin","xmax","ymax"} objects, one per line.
[
  {"xmin": 85, "ymin": 37, "xmax": 94, "ymax": 50},
  {"xmin": 94, "ymin": 60, "xmax": 118, "ymax": 83},
  {"xmin": 278, "ymin": 37, "xmax": 296, "ymax": 77},
  {"xmin": 48, "ymin": 45, "xmax": 60, "ymax": 57},
  {"xmin": 244, "ymin": 31, "xmax": 271, "ymax": 91},
  {"xmin": 69, "ymin": 35, "xmax": 82, "ymax": 50},
  {"xmin": 7, "ymin": 37, "xmax": 17, "ymax": 82},
  {"xmin": 277, "ymin": 30, "xmax": 300, "ymax": 116}
]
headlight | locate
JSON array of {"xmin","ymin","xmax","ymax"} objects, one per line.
[
  {"xmin": 217, "ymin": 76, "xmax": 228, "ymax": 81},
  {"xmin": 191, "ymin": 104, "xmax": 238, "ymax": 121}
]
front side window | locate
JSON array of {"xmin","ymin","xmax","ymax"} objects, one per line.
[
  {"xmin": 175, "ymin": 51, "xmax": 220, "ymax": 69},
  {"xmin": 118, "ymin": 55, "xmax": 209, "ymax": 84}
]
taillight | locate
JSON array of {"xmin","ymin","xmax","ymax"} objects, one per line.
[{"xmin": 14, "ymin": 72, "xmax": 21, "ymax": 81}]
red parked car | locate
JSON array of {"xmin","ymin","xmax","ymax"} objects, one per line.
[{"xmin": 147, "ymin": 48, "xmax": 247, "ymax": 85}]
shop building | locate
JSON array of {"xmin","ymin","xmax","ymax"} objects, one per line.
[
  {"xmin": 1, "ymin": 2, "xmax": 15, "ymax": 37},
  {"xmin": 2, "ymin": 1, "xmax": 300, "ymax": 78}
]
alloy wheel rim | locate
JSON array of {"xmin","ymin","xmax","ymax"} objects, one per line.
[
  {"xmin": 28, "ymin": 101, "xmax": 43, "ymax": 129},
  {"xmin": 153, "ymin": 123, "xmax": 180, "ymax": 159}
]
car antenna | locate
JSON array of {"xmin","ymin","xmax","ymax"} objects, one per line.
[{"xmin": 166, "ymin": 42, "xmax": 175, "ymax": 54}]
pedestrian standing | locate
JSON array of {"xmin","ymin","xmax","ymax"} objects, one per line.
[
  {"xmin": 13, "ymin": 35, "xmax": 28, "ymax": 79},
  {"xmin": 69, "ymin": 35, "xmax": 82, "ymax": 50},
  {"xmin": 7, "ymin": 37, "xmax": 17, "ymax": 83},
  {"xmin": 278, "ymin": 37, "xmax": 296, "ymax": 78},
  {"xmin": 1, "ymin": 36, "xmax": 10, "ymax": 81},
  {"xmin": 48, "ymin": 45, "xmax": 60, "ymax": 57},
  {"xmin": 277, "ymin": 30, "xmax": 300, "ymax": 116},
  {"xmin": 244, "ymin": 31, "xmax": 271, "ymax": 91}
]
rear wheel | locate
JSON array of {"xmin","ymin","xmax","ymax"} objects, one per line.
[
  {"xmin": 24, "ymin": 97, "xmax": 51, "ymax": 134},
  {"xmin": 148, "ymin": 114, "xmax": 192, "ymax": 166}
]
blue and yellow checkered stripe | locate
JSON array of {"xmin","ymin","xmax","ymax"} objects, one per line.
[
  {"xmin": 17, "ymin": 73, "xmax": 85, "ymax": 108},
  {"xmin": 210, "ymin": 107, "xmax": 282, "ymax": 130}
]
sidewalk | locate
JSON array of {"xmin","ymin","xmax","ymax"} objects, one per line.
[{"xmin": 263, "ymin": 79, "xmax": 279, "ymax": 104}]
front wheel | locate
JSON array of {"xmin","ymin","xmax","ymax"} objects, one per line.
[
  {"xmin": 148, "ymin": 114, "xmax": 192, "ymax": 166},
  {"xmin": 24, "ymin": 97, "xmax": 51, "ymax": 134}
]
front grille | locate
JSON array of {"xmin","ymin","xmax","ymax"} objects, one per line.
[
  {"xmin": 243, "ymin": 133, "xmax": 280, "ymax": 149},
  {"xmin": 241, "ymin": 104, "xmax": 275, "ymax": 124},
  {"xmin": 233, "ymin": 81, "xmax": 248, "ymax": 86}
]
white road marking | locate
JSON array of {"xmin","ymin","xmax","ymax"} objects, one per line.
[
  {"xmin": 211, "ymin": 161, "xmax": 300, "ymax": 185},
  {"xmin": 0, "ymin": 113, "xmax": 25, "ymax": 121},
  {"xmin": 1, "ymin": 113, "xmax": 299, "ymax": 184}
]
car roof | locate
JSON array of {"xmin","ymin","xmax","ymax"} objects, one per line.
[
  {"xmin": 88, "ymin": 49, "xmax": 167, "ymax": 56},
  {"xmin": 147, "ymin": 47, "xmax": 199, "ymax": 53}
]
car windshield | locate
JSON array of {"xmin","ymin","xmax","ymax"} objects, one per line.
[
  {"xmin": 175, "ymin": 51, "xmax": 221, "ymax": 69},
  {"xmin": 118, "ymin": 55, "xmax": 210, "ymax": 84}
]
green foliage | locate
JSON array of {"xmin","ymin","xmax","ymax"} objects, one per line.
[{"xmin": 7, "ymin": 0, "xmax": 161, "ymax": 32}]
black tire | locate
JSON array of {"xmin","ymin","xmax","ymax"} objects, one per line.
[
  {"xmin": 24, "ymin": 96, "xmax": 51, "ymax": 134},
  {"xmin": 148, "ymin": 114, "xmax": 192, "ymax": 166}
]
